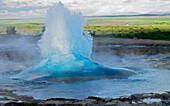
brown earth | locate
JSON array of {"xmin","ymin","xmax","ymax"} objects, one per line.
[{"xmin": 93, "ymin": 37, "xmax": 170, "ymax": 46}]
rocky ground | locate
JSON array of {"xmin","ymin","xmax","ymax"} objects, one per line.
[
  {"xmin": 1, "ymin": 35, "xmax": 170, "ymax": 46},
  {"xmin": 0, "ymin": 88, "xmax": 170, "ymax": 106},
  {"xmin": 94, "ymin": 37, "xmax": 170, "ymax": 46}
]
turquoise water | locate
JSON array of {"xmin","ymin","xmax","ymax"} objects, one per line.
[
  {"xmin": 0, "ymin": 42, "xmax": 169, "ymax": 99},
  {"xmin": 0, "ymin": 65, "xmax": 170, "ymax": 99}
]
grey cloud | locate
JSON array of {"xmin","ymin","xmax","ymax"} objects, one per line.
[
  {"xmin": 0, "ymin": 0, "xmax": 8, "ymax": 9},
  {"xmin": 0, "ymin": 0, "xmax": 170, "ymax": 19},
  {"xmin": 0, "ymin": 0, "xmax": 48, "ymax": 12},
  {"xmin": 5, "ymin": 6, "xmax": 46, "ymax": 12}
]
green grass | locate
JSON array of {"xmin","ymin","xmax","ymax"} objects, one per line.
[
  {"xmin": 0, "ymin": 18, "xmax": 45, "ymax": 25},
  {"xmin": 0, "ymin": 18, "xmax": 45, "ymax": 35},
  {"xmin": 0, "ymin": 16, "xmax": 170, "ymax": 40},
  {"xmin": 85, "ymin": 16, "xmax": 170, "ymax": 26},
  {"xmin": 84, "ymin": 25, "xmax": 170, "ymax": 40},
  {"xmin": 86, "ymin": 16, "xmax": 170, "ymax": 40}
]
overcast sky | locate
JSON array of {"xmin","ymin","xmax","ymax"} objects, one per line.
[{"xmin": 0, "ymin": 0, "xmax": 170, "ymax": 19}]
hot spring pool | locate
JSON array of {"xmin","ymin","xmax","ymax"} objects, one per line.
[
  {"xmin": 0, "ymin": 66, "xmax": 170, "ymax": 100},
  {"xmin": 0, "ymin": 43, "xmax": 170, "ymax": 100}
]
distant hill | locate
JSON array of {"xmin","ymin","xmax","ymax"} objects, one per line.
[{"xmin": 88, "ymin": 13, "xmax": 170, "ymax": 17}]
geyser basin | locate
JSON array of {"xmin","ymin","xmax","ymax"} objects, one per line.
[
  {"xmin": 12, "ymin": 3, "xmax": 135, "ymax": 81},
  {"xmin": 13, "ymin": 53, "xmax": 135, "ymax": 81}
]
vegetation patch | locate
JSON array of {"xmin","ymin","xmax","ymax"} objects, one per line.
[
  {"xmin": 0, "ymin": 16, "xmax": 170, "ymax": 40},
  {"xmin": 84, "ymin": 25, "xmax": 170, "ymax": 40}
]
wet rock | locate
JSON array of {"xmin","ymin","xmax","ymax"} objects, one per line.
[
  {"xmin": 162, "ymin": 100, "xmax": 170, "ymax": 106},
  {"xmin": 79, "ymin": 99, "xmax": 97, "ymax": 105},
  {"xmin": 87, "ymin": 96, "xmax": 102, "ymax": 100},
  {"xmin": 153, "ymin": 93, "xmax": 162, "ymax": 98},
  {"xmin": 0, "ymin": 88, "xmax": 170, "ymax": 106},
  {"xmin": 130, "ymin": 94, "xmax": 144, "ymax": 100},
  {"xmin": 160, "ymin": 93, "xmax": 170, "ymax": 100},
  {"xmin": 166, "ymin": 91, "xmax": 170, "ymax": 94},
  {"xmin": 5, "ymin": 102, "xmax": 38, "ymax": 106},
  {"xmin": 103, "ymin": 98, "xmax": 113, "ymax": 102},
  {"xmin": 118, "ymin": 96, "xmax": 132, "ymax": 102},
  {"xmin": 46, "ymin": 98, "xmax": 78, "ymax": 102}
]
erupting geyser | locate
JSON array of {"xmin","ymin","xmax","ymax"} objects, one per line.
[{"xmin": 13, "ymin": 3, "xmax": 135, "ymax": 81}]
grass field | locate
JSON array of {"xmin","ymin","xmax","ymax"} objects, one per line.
[
  {"xmin": 0, "ymin": 16, "xmax": 170, "ymax": 40},
  {"xmin": 85, "ymin": 16, "xmax": 170, "ymax": 26},
  {"xmin": 0, "ymin": 18, "xmax": 45, "ymax": 35}
]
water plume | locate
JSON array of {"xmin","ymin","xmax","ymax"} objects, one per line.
[{"xmin": 13, "ymin": 2, "xmax": 134, "ymax": 81}]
